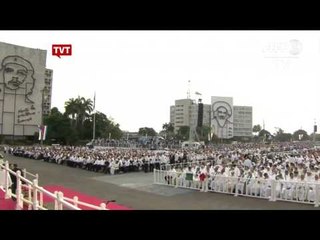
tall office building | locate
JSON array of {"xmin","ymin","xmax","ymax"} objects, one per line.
[
  {"xmin": 170, "ymin": 99, "xmax": 211, "ymax": 133},
  {"xmin": 170, "ymin": 96, "xmax": 252, "ymax": 140},
  {"xmin": 233, "ymin": 106, "xmax": 253, "ymax": 138},
  {"xmin": 170, "ymin": 99, "xmax": 197, "ymax": 133}
]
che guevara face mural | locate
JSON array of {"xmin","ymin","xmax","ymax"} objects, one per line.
[
  {"xmin": 0, "ymin": 53, "xmax": 41, "ymax": 136},
  {"xmin": 1, "ymin": 55, "xmax": 35, "ymax": 103}
]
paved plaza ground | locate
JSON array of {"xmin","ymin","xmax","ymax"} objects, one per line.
[{"xmin": 2, "ymin": 152, "xmax": 318, "ymax": 210}]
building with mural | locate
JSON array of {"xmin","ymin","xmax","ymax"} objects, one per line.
[
  {"xmin": 0, "ymin": 41, "xmax": 53, "ymax": 138},
  {"xmin": 170, "ymin": 96, "xmax": 252, "ymax": 140}
]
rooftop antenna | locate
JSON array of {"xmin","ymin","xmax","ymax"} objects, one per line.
[{"xmin": 187, "ymin": 80, "xmax": 191, "ymax": 99}]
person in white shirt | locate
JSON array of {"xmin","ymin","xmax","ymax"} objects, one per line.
[
  {"xmin": 243, "ymin": 158, "xmax": 252, "ymax": 169},
  {"xmin": 184, "ymin": 166, "xmax": 193, "ymax": 188},
  {"xmin": 248, "ymin": 171, "xmax": 261, "ymax": 196},
  {"xmin": 260, "ymin": 173, "xmax": 272, "ymax": 198},
  {"xmin": 307, "ymin": 174, "xmax": 319, "ymax": 202},
  {"xmin": 297, "ymin": 174, "xmax": 307, "ymax": 201},
  {"xmin": 305, "ymin": 171, "xmax": 313, "ymax": 183}
]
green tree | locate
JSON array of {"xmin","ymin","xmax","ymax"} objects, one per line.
[
  {"xmin": 45, "ymin": 96, "xmax": 124, "ymax": 145},
  {"xmin": 196, "ymin": 125, "xmax": 212, "ymax": 142},
  {"xmin": 64, "ymin": 96, "xmax": 93, "ymax": 129},
  {"xmin": 293, "ymin": 129, "xmax": 309, "ymax": 141},
  {"xmin": 138, "ymin": 127, "xmax": 157, "ymax": 137},
  {"xmin": 310, "ymin": 133, "xmax": 320, "ymax": 141},
  {"xmin": 259, "ymin": 129, "xmax": 272, "ymax": 142},
  {"xmin": 64, "ymin": 96, "xmax": 93, "ymax": 139},
  {"xmin": 253, "ymin": 124, "xmax": 262, "ymax": 134},
  {"xmin": 259, "ymin": 129, "xmax": 271, "ymax": 137},
  {"xmin": 161, "ymin": 122, "xmax": 175, "ymax": 139},
  {"xmin": 64, "ymin": 98, "xmax": 78, "ymax": 127},
  {"xmin": 78, "ymin": 97, "xmax": 93, "ymax": 126},
  {"xmin": 44, "ymin": 107, "xmax": 78, "ymax": 145},
  {"xmin": 176, "ymin": 126, "xmax": 190, "ymax": 140},
  {"xmin": 162, "ymin": 122, "xmax": 174, "ymax": 133},
  {"xmin": 83, "ymin": 111, "xmax": 123, "ymax": 140},
  {"xmin": 273, "ymin": 128, "xmax": 292, "ymax": 142}
]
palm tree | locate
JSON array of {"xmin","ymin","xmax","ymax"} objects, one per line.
[
  {"xmin": 65, "ymin": 96, "xmax": 93, "ymax": 129},
  {"xmin": 64, "ymin": 98, "xmax": 78, "ymax": 127},
  {"xmin": 79, "ymin": 97, "xmax": 93, "ymax": 125}
]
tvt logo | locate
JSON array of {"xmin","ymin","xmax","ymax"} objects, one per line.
[{"xmin": 52, "ymin": 44, "xmax": 72, "ymax": 58}]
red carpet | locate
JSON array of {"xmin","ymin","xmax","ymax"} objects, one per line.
[
  {"xmin": 0, "ymin": 188, "xmax": 16, "ymax": 210},
  {"xmin": 43, "ymin": 185, "xmax": 131, "ymax": 210}
]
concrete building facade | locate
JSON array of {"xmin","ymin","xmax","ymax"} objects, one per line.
[
  {"xmin": 170, "ymin": 96, "xmax": 252, "ymax": 140},
  {"xmin": 43, "ymin": 69, "xmax": 53, "ymax": 116},
  {"xmin": 0, "ymin": 41, "xmax": 53, "ymax": 137},
  {"xmin": 170, "ymin": 99, "xmax": 197, "ymax": 133},
  {"xmin": 170, "ymin": 99, "xmax": 211, "ymax": 133},
  {"xmin": 233, "ymin": 106, "xmax": 253, "ymax": 138}
]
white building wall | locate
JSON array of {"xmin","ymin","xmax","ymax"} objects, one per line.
[
  {"xmin": 171, "ymin": 99, "xmax": 197, "ymax": 133},
  {"xmin": 233, "ymin": 106, "xmax": 253, "ymax": 137},
  {"xmin": 171, "ymin": 97, "xmax": 252, "ymax": 139}
]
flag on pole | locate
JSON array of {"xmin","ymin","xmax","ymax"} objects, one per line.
[
  {"xmin": 195, "ymin": 91, "xmax": 202, "ymax": 95},
  {"xmin": 38, "ymin": 125, "xmax": 47, "ymax": 141}
]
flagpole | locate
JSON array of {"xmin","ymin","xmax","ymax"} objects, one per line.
[
  {"xmin": 93, "ymin": 92, "xmax": 96, "ymax": 141},
  {"xmin": 40, "ymin": 88, "xmax": 48, "ymax": 146}
]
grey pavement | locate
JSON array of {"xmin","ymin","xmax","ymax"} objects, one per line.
[{"xmin": 3, "ymin": 152, "xmax": 319, "ymax": 210}]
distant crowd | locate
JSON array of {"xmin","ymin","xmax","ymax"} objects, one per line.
[{"xmin": 1, "ymin": 142, "xmax": 319, "ymax": 179}]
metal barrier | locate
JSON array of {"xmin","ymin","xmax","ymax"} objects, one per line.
[
  {"xmin": 0, "ymin": 161, "xmax": 108, "ymax": 210},
  {"xmin": 22, "ymin": 168, "xmax": 38, "ymax": 183},
  {"xmin": 153, "ymin": 169, "xmax": 320, "ymax": 207},
  {"xmin": 160, "ymin": 160, "xmax": 215, "ymax": 171}
]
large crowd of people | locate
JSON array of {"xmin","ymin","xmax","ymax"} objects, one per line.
[{"xmin": 2, "ymin": 141, "xmax": 320, "ymax": 202}]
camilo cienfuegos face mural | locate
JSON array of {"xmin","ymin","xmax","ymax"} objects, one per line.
[
  {"xmin": 211, "ymin": 97, "xmax": 234, "ymax": 139},
  {"xmin": 212, "ymin": 101, "xmax": 233, "ymax": 128}
]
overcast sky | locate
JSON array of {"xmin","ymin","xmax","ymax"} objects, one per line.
[{"xmin": 1, "ymin": 31, "xmax": 320, "ymax": 134}]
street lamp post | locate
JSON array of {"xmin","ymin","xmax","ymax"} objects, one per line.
[
  {"xmin": 314, "ymin": 119, "xmax": 317, "ymax": 142},
  {"xmin": 40, "ymin": 88, "xmax": 49, "ymax": 146},
  {"xmin": 92, "ymin": 92, "xmax": 96, "ymax": 144}
]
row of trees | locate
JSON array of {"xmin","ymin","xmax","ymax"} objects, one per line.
[
  {"xmin": 252, "ymin": 124, "xmax": 320, "ymax": 142},
  {"xmin": 44, "ymin": 96, "xmax": 122, "ymax": 145},
  {"xmin": 44, "ymin": 99, "xmax": 318, "ymax": 145},
  {"xmin": 159, "ymin": 123, "xmax": 212, "ymax": 142},
  {"xmin": 157, "ymin": 123, "xmax": 319, "ymax": 143}
]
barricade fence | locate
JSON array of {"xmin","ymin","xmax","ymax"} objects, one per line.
[
  {"xmin": 153, "ymin": 169, "xmax": 320, "ymax": 207},
  {"xmin": 0, "ymin": 161, "xmax": 108, "ymax": 210},
  {"xmin": 160, "ymin": 160, "xmax": 215, "ymax": 171}
]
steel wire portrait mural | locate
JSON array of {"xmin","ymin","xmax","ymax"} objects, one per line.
[
  {"xmin": 1, "ymin": 55, "xmax": 35, "ymax": 102},
  {"xmin": 211, "ymin": 99, "xmax": 234, "ymax": 139},
  {"xmin": 0, "ymin": 55, "xmax": 39, "ymax": 135}
]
